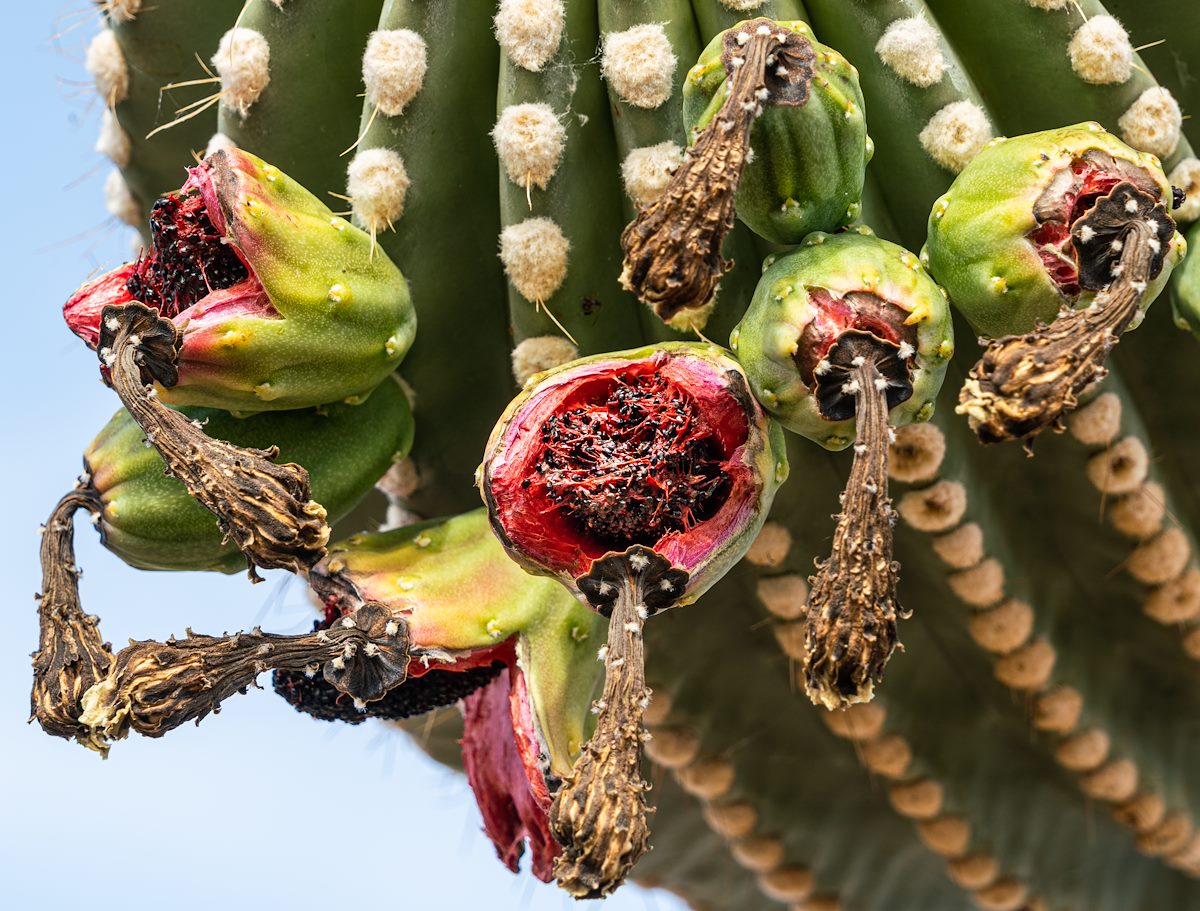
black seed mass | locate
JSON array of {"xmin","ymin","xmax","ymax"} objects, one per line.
[
  {"xmin": 273, "ymin": 661, "xmax": 506, "ymax": 725},
  {"xmin": 126, "ymin": 189, "xmax": 248, "ymax": 317},
  {"xmin": 536, "ymin": 373, "xmax": 727, "ymax": 547}
]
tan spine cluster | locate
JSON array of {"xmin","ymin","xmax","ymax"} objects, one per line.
[
  {"xmin": 818, "ymin": 701, "xmax": 1035, "ymax": 911},
  {"xmin": 642, "ymin": 692, "xmax": 842, "ymax": 909},
  {"xmin": 1068, "ymin": 394, "xmax": 1200, "ymax": 661},
  {"xmin": 892, "ymin": 422, "xmax": 1200, "ymax": 875}
]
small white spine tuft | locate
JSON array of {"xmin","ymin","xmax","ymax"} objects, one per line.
[
  {"xmin": 347, "ymin": 148, "xmax": 410, "ymax": 231},
  {"xmin": 719, "ymin": 0, "xmax": 767, "ymax": 9},
  {"xmin": 106, "ymin": 0, "xmax": 143, "ymax": 24},
  {"xmin": 875, "ymin": 17, "xmax": 945, "ymax": 88},
  {"xmin": 205, "ymin": 132, "xmax": 238, "ymax": 157},
  {"xmin": 1025, "ymin": 0, "xmax": 1069, "ymax": 9},
  {"xmin": 104, "ymin": 169, "xmax": 141, "ymax": 226},
  {"xmin": 213, "ymin": 27, "xmax": 271, "ymax": 118},
  {"xmin": 494, "ymin": 0, "xmax": 564, "ymax": 72},
  {"xmin": 1118, "ymin": 86, "xmax": 1183, "ymax": 159},
  {"xmin": 86, "ymin": 29, "xmax": 128, "ymax": 105},
  {"xmin": 96, "ymin": 109, "xmax": 131, "ymax": 168},
  {"xmin": 511, "ymin": 336, "xmax": 578, "ymax": 385},
  {"xmin": 1168, "ymin": 158, "xmax": 1200, "ymax": 223},
  {"xmin": 499, "ymin": 218, "xmax": 570, "ymax": 302},
  {"xmin": 1068, "ymin": 16, "xmax": 1133, "ymax": 85},
  {"xmin": 492, "ymin": 103, "xmax": 566, "ymax": 191},
  {"xmin": 919, "ymin": 101, "xmax": 993, "ymax": 173},
  {"xmin": 601, "ymin": 24, "xmax": 678, "ymax": 110},
  {"xmin": 621, "ymin": 142, "xmax": 684, "ymax": 207},
  {"xmin": 362, "ymin": 29, "xmax": 428, "ymax": 117}
]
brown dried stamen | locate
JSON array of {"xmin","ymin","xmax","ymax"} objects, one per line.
[
  {"xmin": 31, "ymin": 488, "xmax": 113, "ymax": 742},
  {"xmin": 97, "ymin": 302, "xmax": 329, "ymax": 579},
  {"xmin": 551, "ymin": 547, "xmax": 687, "ymax": 897},
  {"xmin": 804, "ymin": 352, "xmax": 904, "ymax": 710},
  {"xmin": 959, "ymin": 183, "xmax": 1172, "ymax": 446},
  {"xmin": 620, "ymin": 20, "xmax": 815, "ymax": 324},
  {"xmin": 77, "ymin": 602, "xmax": 410, "ymax": 755}
]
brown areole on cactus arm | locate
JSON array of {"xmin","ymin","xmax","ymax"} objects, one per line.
[{"xmin": 480, "ymin": 343, "xmax": 787, "ymax": 896}]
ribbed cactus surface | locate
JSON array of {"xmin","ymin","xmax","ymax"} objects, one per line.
[{"xmin": 50, "ymin": 1, "xmax": 1200, "ymax": 908}]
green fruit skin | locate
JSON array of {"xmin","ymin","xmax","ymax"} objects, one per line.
[
  {"xmin": 86, "ymin": 378, "xmax": 414, "ymax": 573},
  {"xmin": 682, "ymin": 19, "xmax": 872, "ymax": 245},
  {"xmin": 731, "ymin": 228, "xmax": 954, "ymax": 449},
  {"xmin": 166, "ymin": 149, "xmax": 417, "ymax": 413},
  {"xmin": 1172, "ymin": 220, "xmax": 1200, "ymax": 338},
  {"xmin": 922, "ymin": 123, "xmax": 1187, "ymax": 340}
]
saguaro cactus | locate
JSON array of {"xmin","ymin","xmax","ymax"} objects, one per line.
[{"xmin": 37, "ymin": 1, "xmax": 1200, "ymax": 908}]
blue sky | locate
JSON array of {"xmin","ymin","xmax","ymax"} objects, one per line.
[{"xmin": 0, "ymin": 6, "xmax": 680, "ymax": 909}]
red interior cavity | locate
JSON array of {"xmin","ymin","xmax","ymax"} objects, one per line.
[
  {"xmin": 488, "ymin": 353, "xmax": 752, "ymax": 579},
  {"xmin": 1028, "ymin": 161, "xmax": 1123, "ymax": 297},
  {"xmin": 794, "ymin": 289, "xmax": 914, "ymax": 387}
]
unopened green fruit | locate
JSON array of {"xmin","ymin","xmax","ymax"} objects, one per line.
[{"xmin": 86, "ymin": 378, "xmax": 414, "ymax": 572}]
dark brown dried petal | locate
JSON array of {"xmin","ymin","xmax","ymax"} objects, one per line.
[
  {"xmin": 959, "ymin": 189, "xmax": 1164, "ymax": 446},
  {"xmin": 77, "ymin": 602, "xmax": 410, "ymax": 752},
  {"xmin": 620, "ymin": 21, "xmax": 814, "ymax": 324},
  {"xmin": 97, "ymin": 302, "xmax": 329, "ymax": 578},
  {"xmin": 30, "ymin": 488, "xmax": 113, "ymax": 743},
  {"xmin": 804, "ymin": 357, "xmax": 903, "ymax": 710}
]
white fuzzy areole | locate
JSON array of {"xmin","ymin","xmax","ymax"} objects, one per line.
[
  {"xmin": 1069, "ymin": 391, "xmax": 1121, "ymax": 445},
  {"xmin": 875, "ymin": 17, "xmax": 945, "ymax": 88},
  {"xmin": 363, "ymin": 29, "xmax": 427, "ymax": 117},
  {"xmin": 96, "ymin": 108, "xmax": 131, "ymax": 168},
  {"xmin": 376, "ymin": 457, "xmax": 420, "ymax": 501},
  {"xmin": 702, "ymin": 801, "xmax": 758, "ymax": 839},
  {"xmin": 968, "ymin": 599, "xmax": 1034, "ymax": 655},
  {"xmin": 719, "ymin": 0, "xmax": 766, "ymax": 9},
  {"xmin": 1144, "ymin": 567, "xmax": 1200, "ymax": 624},
  {"xmin": 602, "ymin": 24, "xmax": 677, "ymax": 110},
  {"xmin": 888, "ymin": 422, "xmax": 945, "ymax": 483},
  {"xmin": 919, "ymin": 101, "xmax": 993, "ymax": 173},
  {"xmin": 1109, "ymin": 481, "xmax": 1166, "ymax": 539},
  {"xmin": 745, "ymin": 520, "xmax": 792, "ymax": 567},
  {"xmin": 897, "ymin": 480, "xmax": 967, "ymax": 533},
  {"xmin": 642, "ymin": 689, "xmax": 673, "ymax": 726},
  {"xmin": 1182, "ymin": 627, "xmax": 1200, "ymax": 661},
  {"xmin": 106, "ymin": 0, "xmax": 143, "ymax": 23},
  {"xmin": 104, "ymin": 169, "xmax": 141, "ymax": 226},
  {"xmin": 1086, "ymin": 436, "xmax": 1148, "ymax": 494},
  {"xmin": 205, "ymin": 132, "xmax": 238, "ymax": 157},
  {"xmin": 932, "ymin": 522, "xmax": 985, "ymax": 569},
  {"xmin": 1127, "ymin": 526, "xmax": 1190, "ymax": 585},
  {"xmin": 494, "ymin": 0, "xmax": 564, "ymax": 72},
  {"xmin": 1033, "ymin": 685, "xmax": 1083, "ymax": 733},
  {"xmin": 1168, "ymin": 158, "xmax": 1200, "ymax": 223},
  {"xmin": 621, "ymin": 142, "xmax": 684, "ymax": 207},
  {"xmin": 499, "ymin": 217, "xmax": 570, "ymax": 302},
  {"xmin": 86, "ymin": 29, "xmax": 128, "ymax": 105},
  {"xmin": 1026, "ymin": 0, "xmax": 1069, "ymax": 9},
  {"xmin": 1068, "ymin": 15, "xmax": 1132, "ymax": 85},
  {"xmin": 773, "ymin": 621, "xmax": 806, "ymax": 660},
  {"xmin": 347, "ymin": 147, "xmax": 410, "ymax": 230},
  {"xmin": 756, "ymin": 573, "xmax": 808, "ymax": 619},
  {"xmin": 730, "ymin": 836, "xmax": 785, "ymax": 874},
  {"xmin": 213, "ymin": 27, "xmax": 271, "ymax": 119},
  {"xmin": 643, "ymin": 726, "xmax": 699, "ymax": 769},
  {"xmin": 492, "ymin": 103, "xmax": 566, "ymax": 190},
  {"xmin": 1118, "ymin": 86, "xmax": 1183, "ymax": 158},
  {"xmin": 1056, "ymin": 729, "xmax": 1111, "ymax": 772},
  {"xmin": 510, "ymin": 335, "xmax": 578, "ymax": 385},
  {"xmin": 1080, "ymin": 760, "xmax": 1139, "ymax": 803},
  {"xmin": 1115, "ymin": 793, "xmax": 1167, "ymax": 834},
  {"xmin": 822, "ymin": 703, "xmax": 886, "ymax": 741},
  {"xmin": 946, "ymin": 855, "xmax": 999, "ymax": 891}
]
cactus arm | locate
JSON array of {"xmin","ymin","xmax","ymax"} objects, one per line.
[
  {"xmin": 496, "ymin": 0, "xmax": 645, "ymax": 352},
  {"xmin": 217, "ymin": 0, "xmax": 385, "ymax": 196},
  {"xmin": 804, "ymin": 0, "xmax": 991, "ymax": 249},
  {"xmin": 353, "ymin": 0, "xmax": 513, "ymax": 517},
  {"xmin": 924, "ymin": 0, "xmax": 1195, "ymax": 171},
  {"xmin": 104, "ymin": 0, "xmax": 245, "ymax": 219}
]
